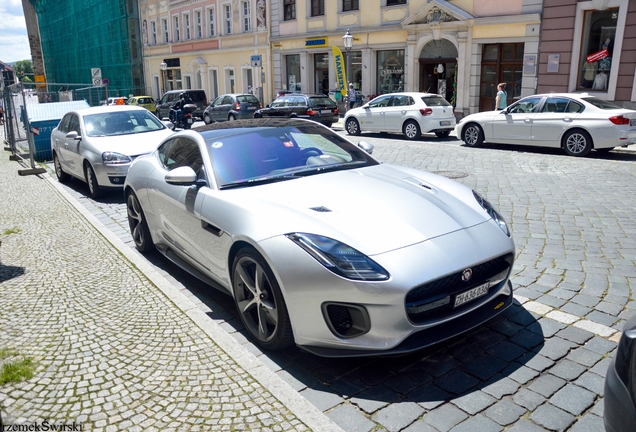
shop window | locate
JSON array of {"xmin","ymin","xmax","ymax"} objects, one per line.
[
  {"xmin": 478, "ymin": 43, "xmax": 524, "ymax": 112},
  {"xmin": 311, "ymin": 0, "xmax": 324, "ymax": 16},
  {"xmin": 387, "ymin": 0, "xmax": 406, "ymax": 5},
  {"xmin": 284, "ymin": 0, "xmax": 296, "ymax": 21},
  {"xmin": 377, "ymin": 50, "xmax": 404, "ymax": 95},
  {"xmin": 343, "ymin": 0, "xmax": 359, "ymax": 12},
  {"xmin": 577, "ymin": 8, "xmax": 618, "ymax": 91},
  {"xmin": 286, "ymin": 54, "xmax": 301, "ymax": 92}
]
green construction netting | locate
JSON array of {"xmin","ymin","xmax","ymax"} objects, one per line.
[{"xmin": 31, "ymin": 0, "xmax": 145, "ymax": 99}]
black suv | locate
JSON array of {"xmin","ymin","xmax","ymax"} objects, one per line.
[
  {"xmin": 254, "ymin": 93, "xmax": 339, "ymax": 127},
  {"xmin": 156, "ymin": 89, "xmax": 208, "ymax": 120}
]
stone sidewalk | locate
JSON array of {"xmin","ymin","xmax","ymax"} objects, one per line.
[{"xmin": 0, "ymin": 130, "xmax": 342, "ymax": 430}]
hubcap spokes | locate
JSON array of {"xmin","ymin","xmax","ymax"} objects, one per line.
[
  {"xmin": 127, "ymin": 197, "xmax": 144, "ymax": 246},
  {"xmin": 235, "ymin": 259, "xmax": 277, "ymax": 342},
  {"xmin": 567, "ymin": 135, "xmax": 585, "ymax": 153}
]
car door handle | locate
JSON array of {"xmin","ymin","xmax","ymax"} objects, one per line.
[
  {"xmin": 524, "ymin": 117, "xmax": 532, "ymax": 123},
  {"xmin": 563, "ymin": 117, "xmax": 572, "ymax": 122}
]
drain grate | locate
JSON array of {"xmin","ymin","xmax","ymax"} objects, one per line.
[{"xmin": 432, "ymin": 170, "xmax": 469, "ymax": 179}]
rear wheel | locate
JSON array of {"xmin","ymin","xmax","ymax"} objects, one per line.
[
  {"xmin": 345, "ymin": 118, "xmax": 361, "ymax": 136},
  {"xmin": 462, "ymin": 123, "xmax": 484, "ymax": 147},
  {"xmin": 53, "ymin": 152, "xmax": 70, "ymax": 183},
  {"xmin": 435, "ymin": 131, "xmax": 451, "ymax": 138},
  {"xmin": 402, "ymin": 120, "xmax": 421, "ymax": 140},
  {"xmin": 232, "ymin": 248, "xmax": 293, "ymax": 350},
  {"xmin": 203, "ymin": 113, "xmax": 212, "ymax": 124},
  {"xmin": 126, "ymin": 191, "xmax": 154, "ymax": 253},
  {"xmin": 562, "ymin": 129, "xmax": 592, "ymax": 157},
  {"xmin": 228, "ymin": 114, "xmax": 236, "ymax": 121},
  {"xmin": 85, "ymin": 163, "xmax": 102, "ymax": 199}
]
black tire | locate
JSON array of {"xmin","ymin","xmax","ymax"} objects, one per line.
[
  {"xmin": 53, "ymin": 152, "xmax": 70, "ymax": 183},
  {"xmin": 232, "ymin": 248, "xmax": 293, "ymax": 350},
  {"xmin": 562, "ymin": 129, "xmax": 593, "ymax": 157},
  {"xmin": 435, "ymin": 131, "xmax": 451, "ymax": 138},
  {"xmin": 203, "ymin": 113, "xmax": 212, "ymax": 124},
  {"xmin": 461, "ymin": 123, "xmax": 485, "ymax": 147},
  {"xmin": 345, "ymin": 118, "xmax": 361, "ymax": 136},
  {"xmin": 183, "ymin": 122, "xmax": 191, "ymax": 130},
  {"xmin": 126, "ymin": 191, "xmax": 154, "ymax": 253},
  {"xmin": 254, "ymin": 113, "xmax": 262, "ymax": 118},
  {"xmin": 402, "ymin": 120, "xmax": 421, "ymax": 140},
  {"xmin": 85, "ymin": 163, "xmax": 102, "ymax": 199},
  {"xmin": 228, "ymin": 114, "xmax": 236, "ymax": 121}
]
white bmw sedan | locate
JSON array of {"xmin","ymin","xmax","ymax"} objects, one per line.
[
  {"xmin": 344, "ymin": 92, "xmax": 456, "ymax": 140},
  {"xmin": 456, "ymin": 93, "xmax": 636, "ymax": 157}
]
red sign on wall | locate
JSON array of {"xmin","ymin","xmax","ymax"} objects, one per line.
[{"xmin": 586, "ymin": 48, "xmax": 609, "ymax": 63}]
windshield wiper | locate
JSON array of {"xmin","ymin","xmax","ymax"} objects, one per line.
[{"xmin": 219, "ymin": 175, "xmax": 299, "ymax": 190}]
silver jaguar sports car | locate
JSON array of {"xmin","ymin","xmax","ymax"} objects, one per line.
[{"xmin": 124, "ymin": 118, "xmax": 515, "ymax": 357}]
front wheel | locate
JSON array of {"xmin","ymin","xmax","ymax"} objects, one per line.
[
  {"xmin": 203, "ymin": 113, "xmax": 212, "ymax": 124},
  {"xmin": 435, "ymin": 131, "xmax": 451, "ymax": 138},
  {"xmin": 232, "ymin": 248, "xmax": 293, "ymax": 350},
  {"xmin": 345, "ymin": 118, "xmax": 361, "ymax": 136},
  {"xmin": 126, "ymin": 191, "xmax": 154, "ymax": 253},
  {"xmin": 461, "ymin": 123, "xmax": 484, "ymax": 147},
  {"xmin": 85, "ymin": 163, "xmax": 102, "ymax": 199},
  {"xmin": 53, "ymin": 152, "xmax": 70, "ymax": 183},
  {"xmin": 562, "ymin": 129, "xmax": 592, "ymax": 157},
  {"xmin": 403, "ymin": 120, "xmax": 421, "ymax": 140}
]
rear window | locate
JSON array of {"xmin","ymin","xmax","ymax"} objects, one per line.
[
  {"xmin": 237, "ymin": 95, "xmax": 260, "ymax": 104},
  {"xmin": 581, "ymin": 97, "xmax": 622, "ymax": 110},
  {"xmin": 308, "ymin": 97, "xmax": 337, "ymax": 108},
  {"xmin": 139, "ymin": 97, "xmax": 154, "ymax": 104},
  {"xmin": 187, "ymin": 91, "xmax": 206, "ymax": 102},
  {"xmin": 421, "ymin": 96, "xmax": 451, "ymax": 107}
]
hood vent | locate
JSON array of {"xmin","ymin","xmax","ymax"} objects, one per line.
[{"xmin": 310, "ymin": 206, "xmax": 332, "ymax": 213}]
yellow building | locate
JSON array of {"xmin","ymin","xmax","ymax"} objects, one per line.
[
  {"xmin": 139, "ymin": 0, "xmax": 271, "ymax": 105},
  {"xmin": 270, "ymin": 0, "xmax": 542, "ymax": 116}
]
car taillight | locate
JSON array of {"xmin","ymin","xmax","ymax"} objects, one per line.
[
  {"xmin": 419, "ymin": 108, "xmax": 433, "ymax": 116},
  {"xmin": 334, "ymin": 108, "xmax": 339, "ymax": 115},
  {"xmin": 609, "ymin": 115, "xmax": 630, "ymax": 125},
  {"xmin": 235, "ymin": 102, "xmax": 241, "ymax": 110},
  {"xmin": 307, "ymin": 109, "xmax": 317, "ymax": 115}
]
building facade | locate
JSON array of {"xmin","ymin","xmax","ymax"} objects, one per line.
[
  {"xmin": 536, "ymin": 0, "xmax": 636, "ymax": 109},
  {"xmin": 139, "ymin": 0, "xmax": 271, "ymax": 104},
  {"xmin": 269, "ymin": 0, "xmax": 542, "ymax": 117}
]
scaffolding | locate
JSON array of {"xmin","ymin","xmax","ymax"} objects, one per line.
[{"xmin": 30, "ymin": 0, "xmax": 146, "ymax": 98}]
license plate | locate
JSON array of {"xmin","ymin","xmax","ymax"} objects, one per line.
[
  {"xmin": 454, "ymin": 282, "xmax": 490, "ymax": 307},
  {"xmin": 247, "ymin": 107, "xmax": 256, "ymax": 110},
  {"xmin": 321, "ymin": 110, "xmax": 332, "ymax": 114},
  {"xmin": 440, "ymin": 121, "xmax": 451, "ymax": 126},
  {"xmin": 187, "ymin": 118, "xmax": 193, "ymax": 123}
]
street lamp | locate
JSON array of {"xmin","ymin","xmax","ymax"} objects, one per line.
[
  {"xmin": 160, "ymin": 60, "xmax": 167, "ymax": 96},
  {"xmin": 342, "ymin": 29, "xmax": 354, "ymax": 110}
]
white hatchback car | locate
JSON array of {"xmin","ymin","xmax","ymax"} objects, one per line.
[
  {"xmin": 51, "ymin": 106, "xmax": 174, "ymax": 199},
  {"xmin": 456, "ymin": 93, "xmax": 636, "ymax": 157},
  {"xmin": 344, "ymin": 92, "xmax": 456, "ymax": 140}
]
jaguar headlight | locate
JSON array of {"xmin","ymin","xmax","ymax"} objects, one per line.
[
  {"xmin": 102, "ymin": 152, "xmax": 132, "ymax": 165},
  {"xmin": 286, "ymin": 233, "xmax": 389, "ymax": 281},
  {"xmin": 473, "ymin": 191, "xmax": 510, "ymax": 236}
]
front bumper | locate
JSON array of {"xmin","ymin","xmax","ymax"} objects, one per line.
[{"xmin": 258, "ymin": 219, "xmax": 515, "ymax": 357}]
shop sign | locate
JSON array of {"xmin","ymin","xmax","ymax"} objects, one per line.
[{"xmin": 306, "ymin": 38, "xmax": 328, "ymax": 48}]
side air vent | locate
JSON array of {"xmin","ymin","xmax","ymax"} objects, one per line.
[
  {"xmin": 310, "ymin": 206, "xmax": 332, "ymax": 212},
  {"xmin": 322, "ymin": 303, "xmax": 370, "ymax": 338}
]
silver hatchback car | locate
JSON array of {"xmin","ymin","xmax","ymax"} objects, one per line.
[
  {"xmin": 344, "ymin": 92, "xmax": 456, "ymax": 140},
  {"xmin": 51, "ymin": 106, "xmax": 174, "ymax": 199}
]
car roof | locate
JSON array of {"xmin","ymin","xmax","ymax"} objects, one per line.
[
  {"xmin": 196, "ymin": 118, "xmax": 325, "ymax": 136},
  {"xmin": 376, "ymin": 92, "xmax": 442, "ymax": 98},
  {"xmin": 74, "ymin": 105, "xmax": 148, "ymax": 115}
]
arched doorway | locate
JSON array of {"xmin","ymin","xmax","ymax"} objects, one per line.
[{"xmin": 418, "ymin": 39, "xmax": 458, "ymax": 104}]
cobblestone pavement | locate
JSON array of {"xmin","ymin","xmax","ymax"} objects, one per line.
[
  {"xmin": 7, "ymin": 122, "xmax": 636, "ymax": 431},
  {"xmin": 0, "ymin": 129, "xmax": 340, "ymax": 431}
]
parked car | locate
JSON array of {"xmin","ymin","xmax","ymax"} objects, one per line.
[
  {"xmin": 254, "ymin": 93, "xmax": 339, "ymax": 127},
  {"xmin": 51, "ymin": 105, "xmax": 173, "ymax": 199},
  {"xmin": 101, "ymin": 96, "xmax": 128, "ymax": 106},
  {"xmin": 126, "ymin": 95, "xmax": 157, "ymax": 115},
  {"xmin": 604, "ymin": 313, "xmax": 636, "ymax": 432},
  {"xmin": 123, "ymin": 118, "xmax": 515, "ymax": 356},
  {"xmin": 156, "ymin": 89, "xmax": 207, "ymax": 120},
  {"xmin": 344, "ymin": 92, "xmax": 456, "ymax": 140},
  {"xmin": 202, "ymin": 93, "xmax": 262, "ymax": 124},
  {"xmin": 456, "ymin": 93, "xmax": 636, "ymax": 157}
]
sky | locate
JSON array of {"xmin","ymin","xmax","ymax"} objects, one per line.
[{"xmin": 0, "ymin": 0, "xmax": 31, "ymax": 64}]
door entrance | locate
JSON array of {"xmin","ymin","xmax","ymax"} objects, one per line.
[
  {"xmin": 418, "ymin": 59, "xmax": 457, "ymax": 103},
  {"xmin": 314, "ymin": 53, "xmax": 329, "ymax": 95}
]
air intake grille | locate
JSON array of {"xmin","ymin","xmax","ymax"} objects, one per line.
[{"xmin": 327, "ymin": 304, "xmax": 353, "ymax": 334}]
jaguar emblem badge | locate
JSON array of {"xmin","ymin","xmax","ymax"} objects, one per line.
[{"xmin": 461, "ymin": 268, "xmax": 473, "ymax": 282}]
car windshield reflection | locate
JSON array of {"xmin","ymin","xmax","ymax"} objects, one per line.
[
  {"xmin": 205, "ymin": 124, "xmax": 377, "ymax": 189},
  {"xmin": 84, "ymin": 111, "xmax": 166, "ymax": 137}
]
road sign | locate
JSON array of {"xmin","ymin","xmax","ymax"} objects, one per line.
[
  {"xmin": 102, "ymin": 78, "xmax": 110, "ymax": 85},
  {"xmin": 31, "ymin": 127, "xmax": 39, "ymax": 136},
  {"xmin": 251, "ymin": 55, "xmax": 262, "ymax": 67},
  {"xmin": 91, "ymin": 68, "xmax": 102, "ymax": 78},
  {"xmin": 92, "ymin": 78, "xmax": 102, "ymax": 86}
]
